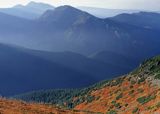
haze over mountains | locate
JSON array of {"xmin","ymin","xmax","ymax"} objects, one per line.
[
  {"xmin": 111, "ymin": 11, "xmax": 160, "ymax": 30},
  {"xmin": 0, "ymin": 2, "xmax": 159, "ymax": 96},
  {"xmin": 77, "ymin": 6, "xmax": 140, "ymax": 18},
  {"xmin": 0, "ymin": 5, "xmax": 159, "ymax": 58},
  {"xmin": 0, "ymin": 2, "xmax": 55, "ymax": 19},
  {"xmin": 0, "ymin": 43, "xmax": 131, "ymax": 96},
  {"xmin": 0, "ymin": 43, "xmax": 95, "ymax": 95},
  {"xmin": 0, "ymin": 1, "xmax": 141, "ymax": 19}
]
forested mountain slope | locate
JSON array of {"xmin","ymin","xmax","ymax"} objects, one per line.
[{"xmin": 15, "ymin": 55, "xmax": 160, "ymax": 114}]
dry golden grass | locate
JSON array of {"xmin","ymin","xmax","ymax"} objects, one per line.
[
  {"xmin": 75, "ymin": 75, "xmax": 160, "ymax": 114},
  {"xmin": 0, "ymin": 98, "xmax": 92, "ymax": 114}
]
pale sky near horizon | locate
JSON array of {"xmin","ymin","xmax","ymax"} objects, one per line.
[{"xmin": 0, "ymin": 0, "xmax": 159, "ymax": 11}]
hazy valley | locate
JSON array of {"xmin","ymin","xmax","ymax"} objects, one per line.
[{"xmin": 0, "ymin": 1, "xmax": 159, "ymax": 114}]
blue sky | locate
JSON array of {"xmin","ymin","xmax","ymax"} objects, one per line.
[{"xmin": 0, "ymin": 0, "xmax": 160, "ymax": 11}]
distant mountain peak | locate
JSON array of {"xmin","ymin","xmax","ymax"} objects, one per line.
[
  {"xmin": 8, "ymin": 1, "xmax": 55, "ymax": 19},
  {"xmin": 55, "ymin": 5, "xmax": 78, "ymax": 11},
  {"xmin": 39, "ymin": 5, "xmax": 92, "ymax": 23},
  {"xmin": 26, "ymin": 1, "xmax": 54, "ymax": 9},
  {"xmin": 52, "ymin": 5, "xmax": 85, "ymax": 15},
  {"xmin": 27, "ymin": 1, "xmax": 37, "ymax": 5},
  {"xmin": 13, "ymin": 1, "xmax": 54, "ymax": 10}
]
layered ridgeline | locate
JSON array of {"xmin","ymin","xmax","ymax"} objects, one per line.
[
  {"xmin": 111, "ymin": 11, "xmax": 160, "ymax": 30},
  {"xmin": 0, "ymin": 2, "xmax": 139, "ymax": 19},
  {"xmin": 0, "ymin": 5, "xmax": 159, "ymax": 59},
  {"xmin": 0, "ymin": 2, "xmax": 55, "ymax": 19},
  {"xmin": 14, "ymin": 55, "xmax": 160, "ymax": 113},
  {"xmin": 0, "ymin": 43, "xmax": 130, "ymax": 96},
  {"xmin": 0, "ymin": 1, "xmax": 140, "ymax": 19},
  {"xmin": 0, "ymin": 5, "xmax": 159, "ymax": 79}
]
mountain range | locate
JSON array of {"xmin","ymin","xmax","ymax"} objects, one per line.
[
  {"xmin": 0, "ymin": 43, "xmax": 94, "ymax": 96},
  {"xmin": 0, "ymin": 2, "xmax": 159, "ymax": 96},
  {"xmin": 0, "ymin": 43, "xmax": 130, "ymax": 96},
  {"xmin": 0, "ymin": 2, "xmax": 159, "ymax": 113},
  {"xmin": 111, "ymin": 11, "xmax": 160, "ymax": 30},
  {"xmin": 0, "ymin": 2, "xmax": 55, "ymax": 19},
  {"xmin": 0, "ymin": 2, "xmax": 141, "ymax": 19},
  {"xmin": 0, "ymin": 5, "xmax": 159, "ymax": 62}
]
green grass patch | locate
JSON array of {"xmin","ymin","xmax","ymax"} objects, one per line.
[
  {"xmin": 107, "ymin": 110, "xmax": 117, "ymax": 114},
  {"xmin": 132, "ymin": 107, "xmax": 139, "ymax": 113},
  {"xmin": 137, "ymin": 95, "xmax": 156, "ymax": 104},
  {"xmin": 155, "ymin": 74, "xmax": 160, "ymax": 79},
  {"xmin": 116, "ymin": 93, "xmax": 123, "ymax": 100}
]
